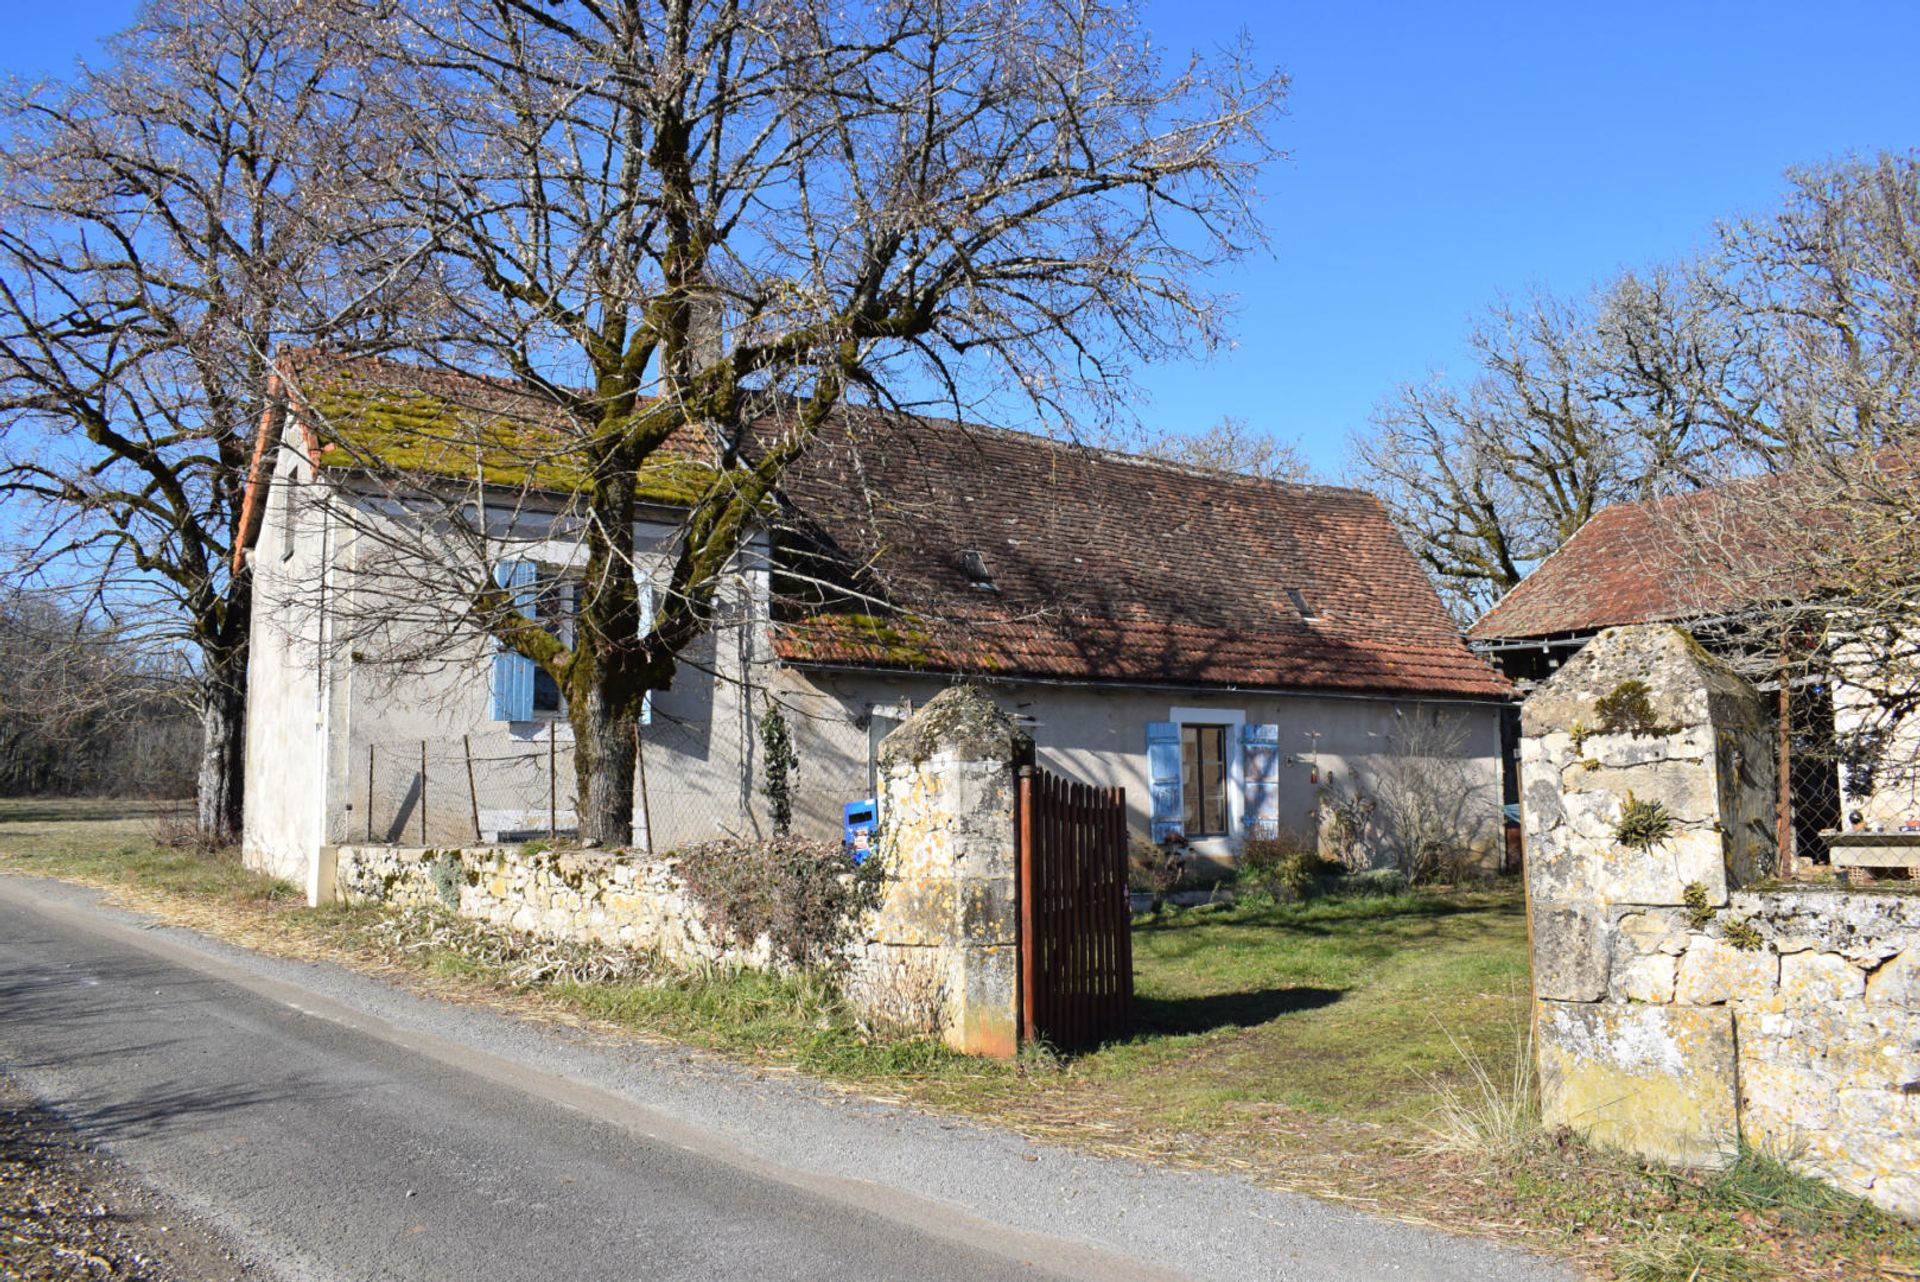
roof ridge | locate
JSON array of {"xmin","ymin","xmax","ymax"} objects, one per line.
[{"xmin": 281, "ymin": 346, "xmax": 1362, "ymax": 502}]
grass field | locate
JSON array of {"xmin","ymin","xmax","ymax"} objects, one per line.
[{"xmin": 3, "ymin": 797, "xmax": 1915, "ymax": 1281}]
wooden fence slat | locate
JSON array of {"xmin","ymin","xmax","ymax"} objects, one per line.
[
  {"xmin": 1017, "ymin": 766, "xmax": 1132, "ymax": 1054},
  {"xmin": 1018, "ymin": 769, "xmax": 1036, "ymax": 1046}
]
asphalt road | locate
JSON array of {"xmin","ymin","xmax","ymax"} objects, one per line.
[{"xmin": 0, "ymin": 875, "xmax": 1578, "ymax": 1282}]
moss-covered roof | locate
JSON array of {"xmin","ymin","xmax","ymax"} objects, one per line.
[{"xmin": 284, "ymin": 352, "xmax": 724, "ymax": 506}]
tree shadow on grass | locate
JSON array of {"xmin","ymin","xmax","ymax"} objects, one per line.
[{"xmin": 1135, "ymin": 985, "xmax": 1344, "ymax": 1036}]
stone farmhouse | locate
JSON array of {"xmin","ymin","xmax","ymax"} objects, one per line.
[{"xmin": 235, "ymin": 351, "xmax": 1510, "ymax": 896}]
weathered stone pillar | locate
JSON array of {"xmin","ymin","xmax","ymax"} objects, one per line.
[
  {"xmin": 848, "ymin": 686, "xmax": 1031, "ymax": 1058},
  {"xmin": 1522, "ymin": 625, "xmax": 1775, "ymax": 1166}
]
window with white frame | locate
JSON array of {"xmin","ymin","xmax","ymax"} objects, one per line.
[{"xmin": 1180, "ymin": 722, "xmax": 1232, "ymax": 836}]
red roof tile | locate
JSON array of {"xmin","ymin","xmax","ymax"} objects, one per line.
[
  {"xmin": 1468, "ymin": 473, "xmax": 1829, "ymax": 642},
  {"xmin": 245, "ymin": 352, "xmax": 1506, "ymax": 699},
  {"xmin": 774, "ymin": 416, "xmax": 1509, "ymax": 699}
]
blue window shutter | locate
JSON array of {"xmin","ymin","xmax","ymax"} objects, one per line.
[
  {"xmin": 1242, "ymin": 723, "xmax": 1281, "ymax": 840},
  {"xmin": 1146, "ymin": 722, "xmax": 1183, "ymax": 842},
  {"xmin": 488, "ymin": 560, "xmax": 536, "ymax": 722},
  {"xmin": 637, "ymin": 578, "xmax": 654, "ymax": 727}
]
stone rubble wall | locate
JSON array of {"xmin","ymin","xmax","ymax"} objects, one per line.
[
  {"xmin": 1524, "ymin": 625, "xmax": 1920, "ymax": 1221},
  {"xmin": 333, "ymin": 843, "xmax": 762, "ymax": 967},
  {"xmin": 330, "ymin": 685, "xmax": 1034, "ymax": 1060}
]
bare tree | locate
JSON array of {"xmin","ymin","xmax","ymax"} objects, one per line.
[
  {"xmin": 1655, "ymin": 156, "xmax": 1920, "ymax": 816},
  {"xmin": 0, "ymin": 0, "xmax": 403, "ymax": 839},
  {"xmin": 1351, "ymin": 153, "xmax": 1920, "ymax": 625},
  {"xmin": 1097, "ymin": 414, "xmax": 1313, "ymax": 482},
  {"xmin": 1318, "ymin": 710, "xmax": 1493, "ymax": 884},
  {"xmin": 1351, "ymin": 286, "xmax": 1717, "ymax": 619},
  {"xmin": 306, "ymin": 0, "xmax": 1286, "ymax": 844},
  {"xmin": 0, "ymin": 588, "xmax": 197, "ymax": 797}
]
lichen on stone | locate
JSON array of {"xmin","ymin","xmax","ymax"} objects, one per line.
[{"xmin": 877, "ymin": 685, "xmax": 1033, "ymax": 766}]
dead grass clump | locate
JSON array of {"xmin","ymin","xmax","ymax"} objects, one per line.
[
  {"xmin": 1417, "ymin": 1020, "xmax": 1538, "ymax": 1163},
  {"xmin": 149, "ymin": 811, "xmax": 229, "ymax": 857},
  {"xmin": 367, "ymin": 903, "xmax": 663, "ymax": 987}
]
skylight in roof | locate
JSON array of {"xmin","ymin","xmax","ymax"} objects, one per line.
[{"xmin": 1287, "ymin": 587, "xmax": 1317, "ymax": 620}]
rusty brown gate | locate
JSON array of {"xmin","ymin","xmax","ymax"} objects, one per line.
[{"xmin": 1016, "ymin": 765, "xmax": 1133, "ymax": 1051}]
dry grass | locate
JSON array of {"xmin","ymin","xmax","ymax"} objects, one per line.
[{"xmin": 1418, "ymin": 1017, "xmax": 1539, "ymax": 1163}]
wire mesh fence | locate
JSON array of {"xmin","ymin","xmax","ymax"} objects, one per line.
[{"xmin": 359, "ymin": 729, "xmax": 748, "ymax": 852}]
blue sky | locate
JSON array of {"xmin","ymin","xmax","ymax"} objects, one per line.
[{"xmin": 11, "ymin": 1, "xmax": 1919, "ymax": 473}]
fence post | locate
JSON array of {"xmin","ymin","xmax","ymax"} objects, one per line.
[
  {"xmin": 365, "ymin": 743, "xmax": 374, "ymax": 842},
  {"xmin": 548, "ymin": 722, "xmax": 558, "ymax": 840},
  {"xmin": 464, "ymin": 734, "xmax": 481, "ymax": 842},
  {"xmin": 635, "ymin": 719, "xmax": 653, "ymax": 855},
  {"xmin": 419, "ymin": 740, "xmax": 428, "ymax": 845}
]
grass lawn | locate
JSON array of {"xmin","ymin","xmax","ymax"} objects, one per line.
[{"xmin": 2, "ymin": 798, "xmax": 1916, "ymax": 1281}]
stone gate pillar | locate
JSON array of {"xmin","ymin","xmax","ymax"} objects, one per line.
[
  {"xmin": 849, "ymin": 686, "xmax": 1031, "ymax": 1058},
  {"xmin": 1522, "ymin": 625, "xmax": 1775, "ymax": 1165}
]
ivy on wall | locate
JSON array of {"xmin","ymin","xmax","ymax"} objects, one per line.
[{"xmin": 759, "ymin": 703, "xmax": 797, "ymax": 835}]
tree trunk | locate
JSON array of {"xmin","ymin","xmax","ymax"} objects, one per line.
[
  {"xmin": 573, "ymin": 684, "xmax": 636, "ymax": 846},
  {"xmin": 195, "ymin": 643, "xmax": 247, "ymax": 845}
]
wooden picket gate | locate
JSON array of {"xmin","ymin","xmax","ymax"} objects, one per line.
[{"xmin": 1016, "ymin": 765, "xmax": 1133, "ymax": 1051}]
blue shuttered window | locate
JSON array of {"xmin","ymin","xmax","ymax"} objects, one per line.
[
  {"xmin": 1146, "ymin": 721, "xmax": 1184, "ymax": 842},
  {"xmin": 488, "ymin": 560, "xmax": 538, "ymax": 722},
  {"xmin": 1242, "ymin": 723, "xmax": 1281, "ymax": 839}
]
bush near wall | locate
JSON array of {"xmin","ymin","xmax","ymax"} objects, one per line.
[{"xmin": 674, "ymin": 836, "xmax": 884, "ymax": 968}]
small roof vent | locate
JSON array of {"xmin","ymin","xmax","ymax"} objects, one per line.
[
  {"xmin": 962, "ymin": 549, "xmax": 997, "ymax": 591},
  {"xmin": 1286, "ymin": 587, "xmax": 1317, "ymax": 620}
]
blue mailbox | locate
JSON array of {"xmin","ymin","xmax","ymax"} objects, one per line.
[{"xmin": 843, "ymin": 798, "xmax": 878, "ymax": 864}]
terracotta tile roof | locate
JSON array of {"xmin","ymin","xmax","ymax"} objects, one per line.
[
  {"xmin": 245, "ymin": 351, "xmax": 1506, "ymax": 699},
  {"xmin": 274, "ymin": 348, "xmax": 720, "ymax": 502},
  {"xmin": 1467, "ymin": 477, "xmax": 1813, "ymax": 642},
  {"xmin": 773, "ymin": 415, "xmax": 1510, "ymax": 699}
]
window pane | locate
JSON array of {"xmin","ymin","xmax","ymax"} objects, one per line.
[
  {"xmin": 1180, "ymin": 723, "xmax": 1229, "ymax": 836},
  {"xmin": 533, "ymin": 667, "xmax": 562, "ymax": 714}
]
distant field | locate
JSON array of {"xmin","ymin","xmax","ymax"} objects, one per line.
[{"xmin": 0, "ymin": 796, "xmax": 191, "ymax": 853}]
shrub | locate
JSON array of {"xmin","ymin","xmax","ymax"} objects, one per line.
[
  {"xmin": 1127, "ymin": 834, "xmax": 1186, "ymax": 916},
  {"xmin": 1239, "ymin": 834, "xmax": 1337, "ymax": 901},
  {"xmin": 675, "ymin": 835, "xmax": 884, "ymax": 968},
  {"xmin": 151, "ymin": 812, "xmax": 232, "ymax": 858},
  {"xmin": 1334, "ymin": 868, "xmax": 1409, "ymax": 897}
]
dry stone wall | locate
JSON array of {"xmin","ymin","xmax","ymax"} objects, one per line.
[
  {"xmin": 334, "ymin": 843, "xmax": 760, "ymax": 966},
  {"xmin": 330, "ymin": 685, "xmax": 1034, "ymax": 1059},
  {"xmin": 1524, "ymin": 625, "xmax": 1920, "ymax": 1220}
]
